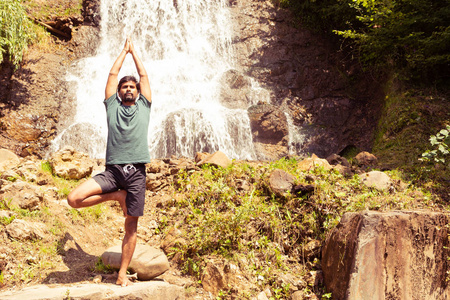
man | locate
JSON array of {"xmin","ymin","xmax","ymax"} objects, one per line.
[{"xmin": 67, "ymin": 38, "xmax": 151, "ymax": 287}]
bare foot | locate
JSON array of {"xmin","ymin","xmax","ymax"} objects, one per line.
[{"xmin": 116, "ymin": 273, "xmax": 133, "ymax": 287}]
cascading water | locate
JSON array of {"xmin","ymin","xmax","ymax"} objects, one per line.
[{"xmin": 53, "ymin": 0, "xmax": 258, "ymax": 160}]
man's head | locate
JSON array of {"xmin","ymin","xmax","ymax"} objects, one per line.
[{"xmin": 118, "ymin": 76, "xmax": 140, "ymax": 104}]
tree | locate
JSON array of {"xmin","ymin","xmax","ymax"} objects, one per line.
[{"xmin": 279, "ymin": 0, "xmax": 450, "ymax": 85}]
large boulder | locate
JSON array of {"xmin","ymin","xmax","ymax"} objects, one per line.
[
  {"xmin": 0, "ymin": 180, "xmax": 44, "ymax": 210},
  {"xmin": 49, "ymin": 146, "xmax": 94, "ymax": 180},
  {"xmin": 322, "ymin": 211, "xmax": 450, "ymax": 300},
  {"xmin": 102, "ymin": 244, "xmax": 169, "ymax": 281},
  {"xmin": 0, "ymin": 149, "xmax": 20, "ymax": 172}
]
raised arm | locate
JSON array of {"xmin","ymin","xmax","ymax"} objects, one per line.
[
  {"xmin": 105, "ymin": 39, "xmax": 130, "ymax": 99},
  {"xmin": 128, "ymin": 40, "xmax": 152, "ymax": 103}
]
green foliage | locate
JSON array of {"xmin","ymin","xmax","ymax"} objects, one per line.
[
  {"xmin": 420, "ymin": 125, "xmax": 450, "ymax": 165},
  {"xmin": 0, "ymin": 214, "xmax": 15, "ymax": 226},
  {"xmin": 335, "ymin": 0, "xmax": 450, "ymax": 84},
  {"xmin": 40, "ymin": 161, "xmax": 53, "ymax": 173},
  {"xmin": 0, "ymin": 198, "xmax": 12, "ymax": 210},
  {"xmin": 67, "ymin": 204, "xmax": 110, "ymax": 223},
  {"xmin": 168, "ymin": 156, "xmax": 434, "ymax": 298},
  {"xmin": 0, "ymin": 0, "xmax": 36, "ymax": 68},
  {"xmin": 94, "ymin": 257, "xmax": 115, "ymax": 274},
  {"xmin": 279, "ymin": 0, "xmax": 450, "ymax": 85}
]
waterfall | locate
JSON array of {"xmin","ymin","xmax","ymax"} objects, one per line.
[{"xmin": 53, "ymin": 0, "xmax": 257, "ymax": 160}]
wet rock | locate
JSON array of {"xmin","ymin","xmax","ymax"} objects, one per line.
[
  {"xmin": 248, "ymin": 104, "xmax": 288, "ymax": 145},
  {"xmin": 56, "ymin": 123, "xmax": 106, "ymax": 159},
  {"xmin": 219, "ymin": 69, "xmax": 253, "ymax": 109},
  {"xmin": 102, "ymin": 244, "xmax": 169, "ymax": 281}
]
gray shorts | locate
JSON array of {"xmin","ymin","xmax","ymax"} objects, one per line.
[{"xmin": 93, "ymin": 164, "xmax": 146, "ymax": 217}]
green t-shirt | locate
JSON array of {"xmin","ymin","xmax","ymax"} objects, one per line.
[{"xmin": 104, "ymin": 93, "xmax": 151, "ymax": 165}]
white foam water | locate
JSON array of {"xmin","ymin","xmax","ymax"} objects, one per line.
[{"xmin": 53, "ymin": 0, "xmax": 258, "ymax": 160}]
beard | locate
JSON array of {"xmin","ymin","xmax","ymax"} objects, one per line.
[{"xmin": 123, "ymin": 93, "xmax": 136, "ymax": 102}]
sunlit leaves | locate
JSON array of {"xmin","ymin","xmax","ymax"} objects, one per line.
[{"xmin": 0, "ymin": 0, "xmax": 36, "ymax": 68}]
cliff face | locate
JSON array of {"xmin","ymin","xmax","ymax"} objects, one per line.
[
  {"xmin": 229, "ymin": 0, "xmax": 382, "ymax": 159},
  {"xmin": 0, "ymin": 0, "xmax": 381, "ymax": 160}
]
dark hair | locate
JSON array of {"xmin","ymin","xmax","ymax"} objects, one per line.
[{"xmin": 118, "ymin": 76, "xmax": 140, "ymax": 92}]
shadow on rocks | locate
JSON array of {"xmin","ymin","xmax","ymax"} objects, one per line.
[{"xmin": 43, "ymin": 232, "xmax": 99, "ymax": 284}]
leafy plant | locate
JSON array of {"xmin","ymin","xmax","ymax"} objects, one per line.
[
  {"xmin": 94, "ymin": 257, "xmax": 115, "ymax": 274},
  {"xmin": 420, "ymin": 125, "xmax": 450, "ymax": 165},
  {"xmin": 0, "ymin": 215, "xmax": 15, "ymax": 226},
  {"xmin": 0, "ymin": 0, "xmax": 36, "ymax": 68}
]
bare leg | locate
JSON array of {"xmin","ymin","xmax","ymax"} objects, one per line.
[
  {"xmin": 116, "ymin": 216, "xmax": 139, "ymax": 287},
  {"xmin": 67, "ymin": 178, "xmax": 127, "ymax": 216}
]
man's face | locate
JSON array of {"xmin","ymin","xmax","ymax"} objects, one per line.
[{"xmin": 118, "ymin": 81, "xmax": 138, "ymax": 104}]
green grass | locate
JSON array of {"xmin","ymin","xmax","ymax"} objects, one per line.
[
  {"xmin": 23, "ymin": 0, "xmax": 83, "ymax": 20},
  {"xmin": 163, "ymin": 157, "xmax": 441, "ymax": 298},
  {"xmin": 94, "ymin": 257, "xmax": 115, "ymax": 274}
]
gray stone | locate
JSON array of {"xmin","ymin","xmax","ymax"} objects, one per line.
[
  {"xmin": 6, "ymin": 218, "xmax": 46, "ymax": 241},
  {"xmin": 0, "ymin": 281, "xmax": 185, "ymax": 300},
  {"xmin": 102, "ymin": 244, "xmax": 169, "ymax": 281},
  {"xmin": 0, "ymin": 180, "xmax": 44, "ymax": 210},
  {"xmin": 197, "ymin": 151, "xmax": 232, "ymax": 169},
  {"xmin": 268, "ymin": 169, "xmax": 294, "ymax": 197},
  {"xmin": 360, "ymin": 171, "xmax": 392, "ymax": 191}
]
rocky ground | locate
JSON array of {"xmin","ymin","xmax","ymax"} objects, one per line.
[{"xmin": 1, "ymin": 146, "xmax": 447, "ymax": 299}]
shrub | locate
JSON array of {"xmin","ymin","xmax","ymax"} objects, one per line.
[
  {"xmin": 420, "ymin": 125, "xmax": 450, "ymax": 165},
  {"xmin": 0, "ymin": 0, "xmax": 36, "ymax": 68}
]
